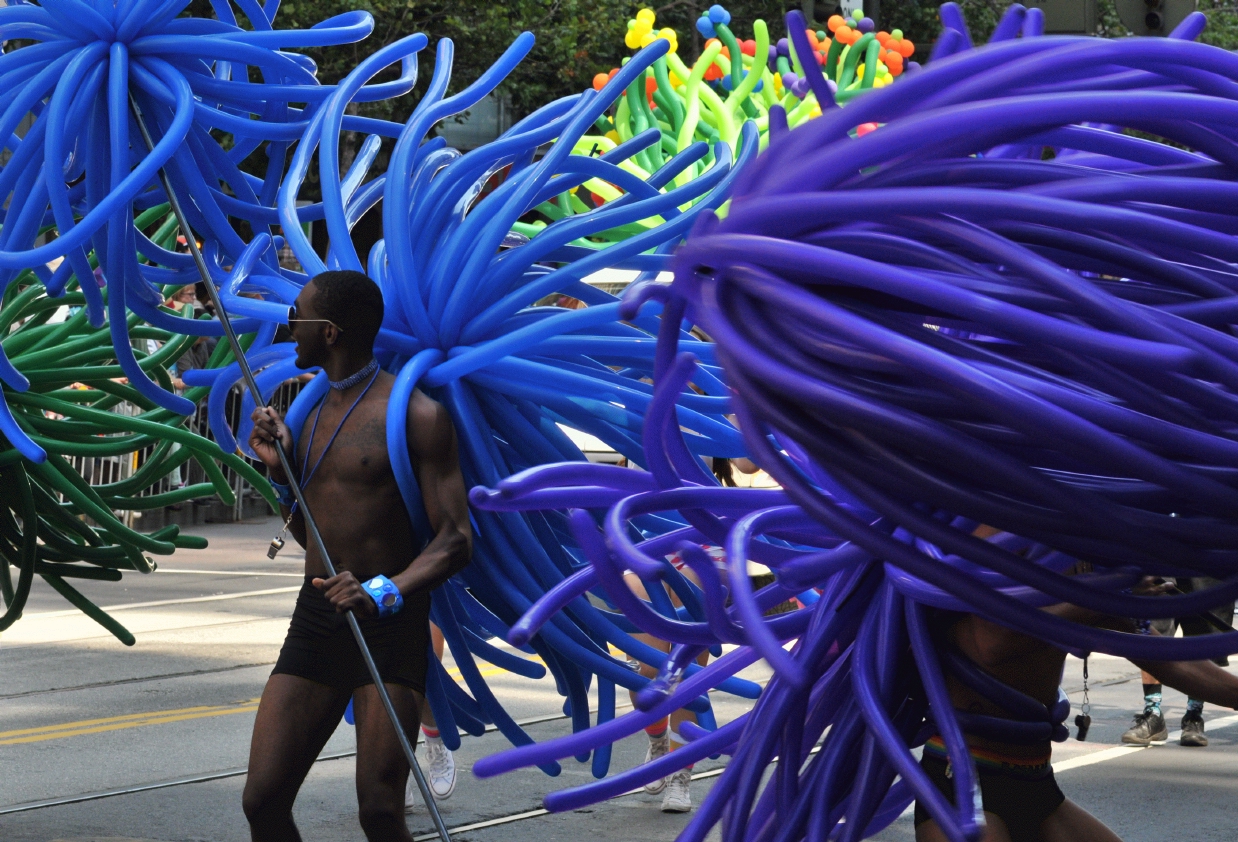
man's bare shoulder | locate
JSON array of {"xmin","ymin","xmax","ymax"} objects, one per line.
[{"xmin": 405, "ymin": 388, "xmax": 454, "ymax": 454}]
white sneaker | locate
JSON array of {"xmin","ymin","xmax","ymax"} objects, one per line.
[
  {"xmin": 643, "ymin": 731, "xmax": 670, "ymax": 794},
  {"xmin": 425, "ymin": 736, "xmax": 457, "ymax": 800},
  {"xmin": 661, "ymin": 768, "xmax": 692, "ymax": 813},
  {"xmin": 404, "ymin": 738, "xmax": 456, "ymax": 812}
]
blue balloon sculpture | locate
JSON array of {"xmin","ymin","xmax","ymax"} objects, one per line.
[{"xmin": 184, "ymin": 28, "xmax": 769, "ymax": 773}]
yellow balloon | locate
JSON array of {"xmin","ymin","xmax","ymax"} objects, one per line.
[
  {"xmin": 636, "ymin": 8, "xmax": 656, "ymax": 25},
  {"xmin": 625, "ymin": 31, "xmax": 641, "ymax": 49},
  {"xmin": 605, "ymin": 130, "xmax": 621, "ymax": 143},
  {"xmin": 640, "ymin": 32, "xmax": 656, "ymax": 47}
]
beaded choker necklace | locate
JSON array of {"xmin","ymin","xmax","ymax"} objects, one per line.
[{"xmin": 329, "ymin": 358, "xmax": 378, "ymax": 390}]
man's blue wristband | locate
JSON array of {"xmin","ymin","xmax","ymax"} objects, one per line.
[
  {"xmin": 364, "ymin": 575, "xmax": 404, "ymax": 617},
  {"xmin": 269, "ymin": 478, "xmax": 295, "ymax": 508}
]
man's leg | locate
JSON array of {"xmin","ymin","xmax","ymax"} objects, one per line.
[
  {"xmin": 243, "ymin": 673, "xmax": 351, "ymax": 842},
  {"xmin": 1039, "ymin": 798, "xmax": 1124, "ymax": 842},
  {"xmin": 354, "ymin": 681, "xmax": 423, "ymax": 842},
  {"xmin": 915, "ymin": 811, "xmax": 1013, "ymax": 842}
]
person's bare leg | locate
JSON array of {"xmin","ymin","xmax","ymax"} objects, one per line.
[
  {"xmin": 916, "ymin": 811, "xmax": 1014, "ymax": 842},
  {"xmin": 665, "ymin": 562, "xmax": 710, "ymax": 744},
  {"xmin": 354, "ymin": 681, "xmax": 423, "ymax": 842},
  {"xmin": 626, "ymin": 627, "xmax": 671, "ymax": 740},
  {"xmin": 668, "ymin": 647, "xmax": 711, "ymax": 742},
  {"xmin": 243, "ymin": 674, "xmax": 350, "ymax": 842},
  {"xmin": 1039, "ymin": 798, "xmax": 1124, "ymax": 842}
]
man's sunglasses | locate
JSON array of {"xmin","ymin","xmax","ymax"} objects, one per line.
[{"xmin": 288, "ymin": 305, "xmax": 343, "ymax": 332}]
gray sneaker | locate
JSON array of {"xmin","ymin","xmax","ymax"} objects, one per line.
[
  {"xmin": 1122, "ymin": 711, "xmax": 1168, "ymax": 746},
  {"xmin": 643, "ymin": 731, "xmax": 670, "ymax": 794},
  {"xmin": 661, "ymin": 768, "xmax": 692, "ymax": 813},
  {"xmin": 1180, "ymin": 712, "xmax": 1208, "ymax": 747}
]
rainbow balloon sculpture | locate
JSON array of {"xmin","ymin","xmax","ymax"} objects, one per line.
[{"xmin": 590, "ymin": 5, "xmax": 916, "ymax": 156}]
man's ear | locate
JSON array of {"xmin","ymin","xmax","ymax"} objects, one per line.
[{"xmin": 324, "ymin": 325, "xmax": 342, "ymax": 347}]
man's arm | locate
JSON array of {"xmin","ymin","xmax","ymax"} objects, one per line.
[
  {"xmin": 1130, "ymin": 655, "xmax": 1238, "ymax": 710},
  {"xmin": 249, "ymin": 407, "xmax": 306, "ymax": 548},
  {"xmin": 390, "ymin": 390, "xmax": 472, "ymax": 597}
]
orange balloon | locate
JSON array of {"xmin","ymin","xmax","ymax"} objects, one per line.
[
  {"xmin": 608, "ymin": 68, "xmax": 620, "ymax": 80},
  {"xmin": 898, "ymin": 39, "xmax": 915, "ymax": 58},
  {"xmin": 592, "ymin": 73, "xmax": 609, "ymax": 91},
  {"xmin": 827, "ymin": 14, "xmax": 845, "ymax": 33}
]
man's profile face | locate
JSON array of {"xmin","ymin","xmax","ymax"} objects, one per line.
[{"xmin": 289, "ymin": 281, "xmax": 330, "ymax": 370}]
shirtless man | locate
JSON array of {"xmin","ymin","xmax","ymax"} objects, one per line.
[
  {"xmin": 915, "ymin": 574, "xmax": 1238, "ymax": 842},
  {"xmin": 243, "ymin": 270, "xmax": 471, "ymax": 842}
]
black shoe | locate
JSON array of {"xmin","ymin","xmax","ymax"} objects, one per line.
[
  {"xmin": 1122, "ymin": 711, "xmax": 1168, "ymax": 746},
  {"xmin": 1181, "ymin": 712, "xmax": 1208, "ymax": 747}
]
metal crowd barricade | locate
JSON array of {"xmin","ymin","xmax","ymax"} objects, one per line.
[{"xmin": 64, "ymin": 378, "xmax": 307, "ymax": 525}]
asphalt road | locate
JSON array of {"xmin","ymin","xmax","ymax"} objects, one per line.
[{"xmin": 1, "ymin": 515, "xmax": 1236, "ymax": 842}]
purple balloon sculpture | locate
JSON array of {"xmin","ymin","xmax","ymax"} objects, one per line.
[{"xmin": 471, "ymin": 6, "xmax": 1238, "ymax": 842}]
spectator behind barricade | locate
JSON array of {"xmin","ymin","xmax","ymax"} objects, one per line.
[{"xmin": 165, "ymin": 284, "xmax": 218, "ymax": 392}]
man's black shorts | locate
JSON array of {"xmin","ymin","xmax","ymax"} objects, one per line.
[
  {"xmin": 272, "ymin": 577, "xmax": 431, "ymax": 694},
  {"xmin": 914, "ymin": 753, "xmax": 1064, "ymax": 842}
]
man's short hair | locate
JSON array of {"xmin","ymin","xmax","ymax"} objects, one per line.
[{"xmin": 311, "ymin": 270, "xmax": 384, "ymax": 350}]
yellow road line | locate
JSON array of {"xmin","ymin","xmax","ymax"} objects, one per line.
[
  {"xmin": 5, "ymin": 648, "xmax": 563, "ymax": 746},
  {"xmin": 0, "ymin": 700, "xmax": 261, "ymax": 746}
]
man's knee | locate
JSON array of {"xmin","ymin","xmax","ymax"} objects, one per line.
[
  {"xmin": 357, "ymin": 788, "xmax": 405, "ymax": 837},
  {"xmin": 243, "ymin": 778, "xmax": 289, "ymax": 826}
]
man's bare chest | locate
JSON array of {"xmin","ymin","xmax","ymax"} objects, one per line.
[{"xmin": 296, "ymin": 400, "xmax": 392, "ymax": 488}]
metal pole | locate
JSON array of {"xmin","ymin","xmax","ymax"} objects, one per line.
[{"xmin": 129, "ymin": 95, "xmax": 452, "ymax": 842}]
